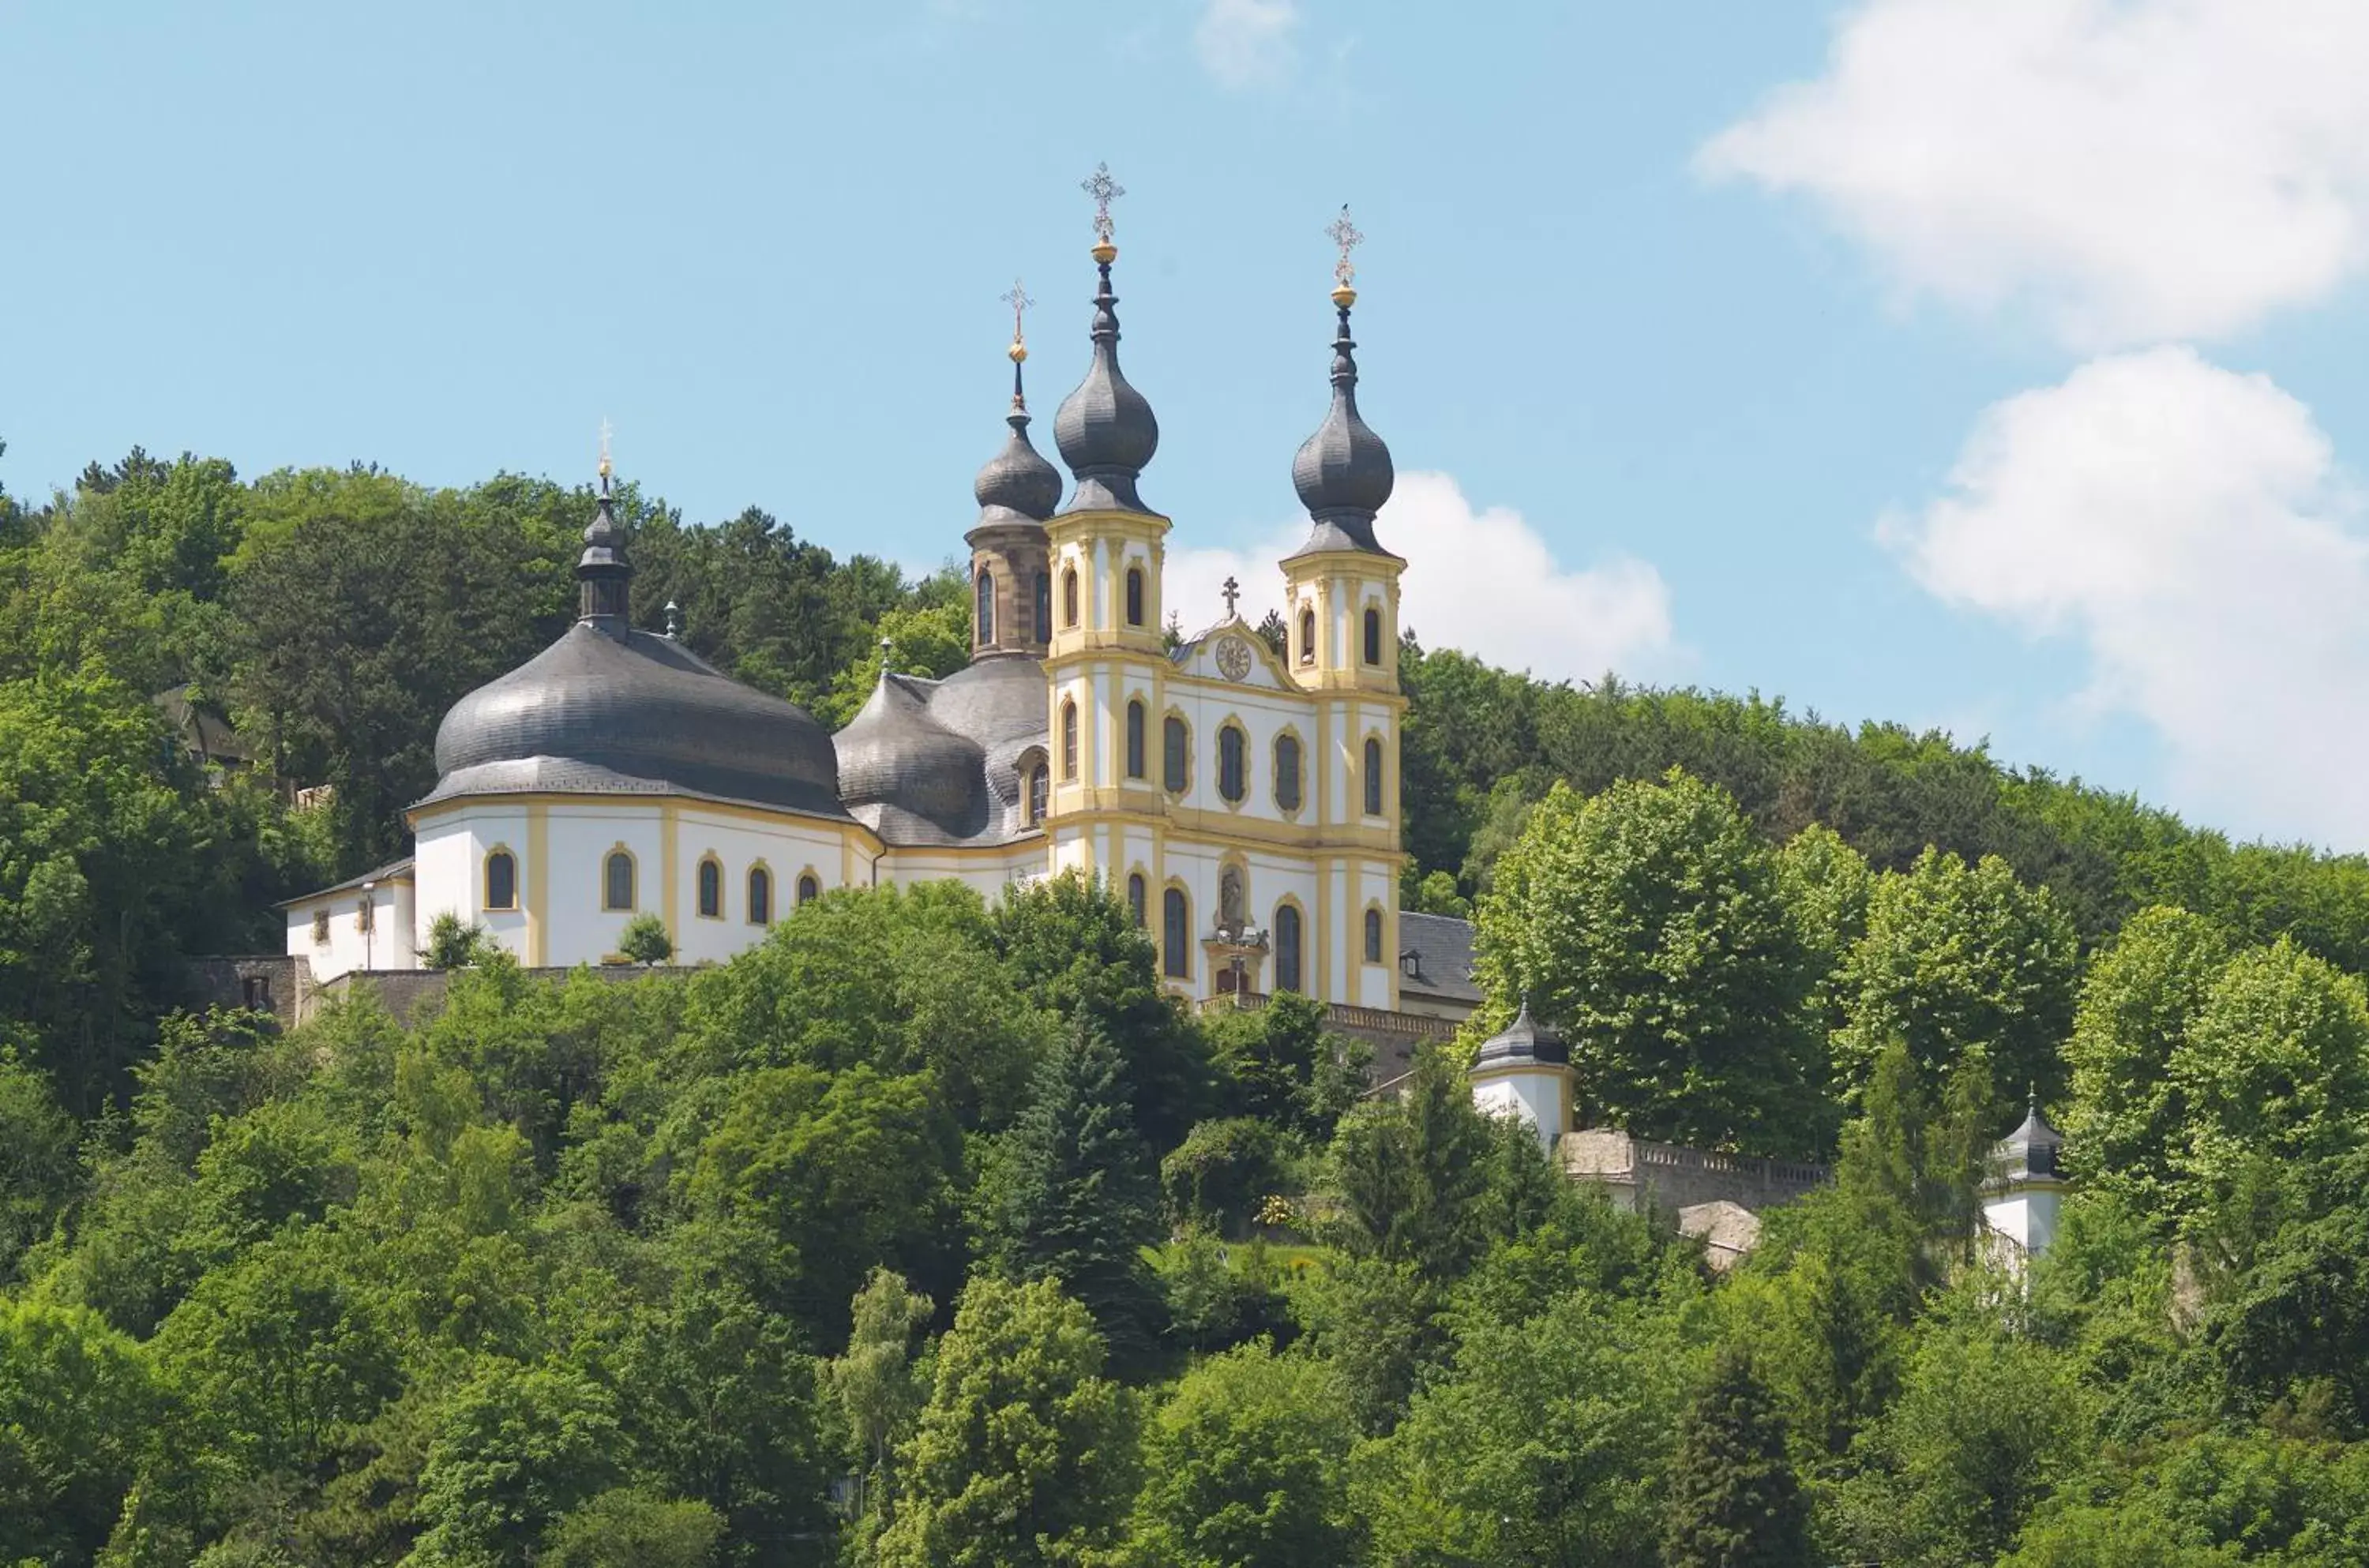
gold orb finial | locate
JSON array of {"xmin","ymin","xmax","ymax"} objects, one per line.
[
  {"xmin": 1008, "ymin": 338, "xmax": 1028, "ymax": 363},
  {"xmin": 1091, "ymin": 238, "xmax": 1117, "ymax": 265},
  {"xmin": 1331, "ymin": 283, "xmax": 1357, "ymax": 309},
  {"xmin": 597, "ymin": 416, "xmax": 614, "ymax": 479}
]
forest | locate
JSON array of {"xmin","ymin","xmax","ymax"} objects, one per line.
[{"xmin": 10, "ymin": 445, "xmax": 2369, "ymax": 1564}]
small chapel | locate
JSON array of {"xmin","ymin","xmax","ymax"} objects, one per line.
[{"xmin": 281, "ymin": 174, "xmax": 1433, "ymax": 1022}]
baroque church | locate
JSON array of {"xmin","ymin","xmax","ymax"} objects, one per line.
[{"xmin": 283, "ymin": 181, "xmax": 1442, "ymax": 1021}]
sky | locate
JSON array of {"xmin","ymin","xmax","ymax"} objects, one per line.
[{"xmin": 9, "ymin": 1, "xmax": 2369, "ymax": 851}]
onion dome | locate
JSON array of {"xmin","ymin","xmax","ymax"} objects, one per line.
[
  {"xmin": 1055, "ymin": 167, "xmax": 1160, "ymax": 514},
  {"xmin": 832, "ymin": 662, "xmax": 988, "ymax": 842},
  {"xmin": 1993, "ymin": 1095, "xmax": 2065, "ymax": 1182},
  {"xmin": 1290, "ymin": 281, "xmax": 1396, "ymax": 555},
  {"xmin": 579, "ymin": 454, "xmax": 632, "ymax": 625},
  {"xmin": 1470, "ymin": 1002, "xmax": 1570, "ymax": 1071},
  {"xmin": 974, "ymin": 338, "xmax": 1063, "ymax": 524}
]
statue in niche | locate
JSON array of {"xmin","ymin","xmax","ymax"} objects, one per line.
[{"xmin": 1219, "ymin": 865, "xmax": 1246, "ymax": 936}]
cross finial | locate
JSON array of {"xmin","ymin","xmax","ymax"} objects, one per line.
[
  {"xmin": 1328, "ymin": 204, "xmax": 1364, "ymax": 291},
  {"xmin": 1081, "ymin": 162, "xmax": 1124, "ymax": 245},
  {"xmin": 879, "ymin": 635, "xmax": 895, "ymax": 677},
  {"xmin": 1001, "ymin": 277, "xmax": 1033, "ymax": 349},
  {"xmin": 1220, "ymin": 576, "xmax": 1241, "ymax": 617},
  {"xmin": 597, "ymin": 417, "xmax": 614, "ymax": 479}
]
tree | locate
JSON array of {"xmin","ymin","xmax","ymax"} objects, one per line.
[
  {"xmin": 410, "ymin": 1359, "xmax": 625, "ymax": 1566},
  {"xmin": 543, "ymin": 1488, "xmax": 723, "ymax": 1568},
  {"xmin": 873, "ymin": 1276, "xmax": 1133, "ymax": 1568},
  {"xmin": 618, "ymin": 912, "xmax": 674, "ymax": 966},
  {"xmin": 0, "ymin": 1051, "xmax": 78, "ymax": 1282},
  {"xmin": 1159, "ymin": 1117, "xmax": 1290, "ymax": 1236},
  {"xmin": 1661, "ymin": 1348, "xmax": 1811, "ymax": 1568},
  {"xmin": 419, "ymin": 912, "xmax": 496, "ymax": 970},
  {"xmin": 1129, "ymin": 1341, "xmax": 1357, "ymax": 1568},
  {"xmin": 971, "ymin": 1026, "xmax": 1164, "ymax": 1360},
  {"xmin": 827, "ymin": 1270, "xmax": 934, "ymax": 1533},
  {"xmin": 1473, "ymin": 771, "xmax": 1821, "ymax": 1154},
  {"xmin": 1833, "ymin": 846, "xmax": 2078, "ymax": 1113},
  {"xmin": 0, "ymin": 1300, "xmax": 161, "ymax": 1566},
  {"xmin": 1322, "ymin": 1052, "xmax": 1494, "ymax": 1279}
]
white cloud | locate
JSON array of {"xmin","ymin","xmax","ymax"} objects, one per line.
[
  {"xmin": 1894, "ymin": 345, "xmax": 2369, "ymax": 846},
  {"xmin": 1194, "ymin": 0, "xmax": 1299, "ymax": 90},
  {"xmin": 1700, "ymin": 0, "xmax": 2369, "ymax": 347},
  {"xmin": 1168, "ymin": 470, "xmax": 1676, "ymax": 683}
]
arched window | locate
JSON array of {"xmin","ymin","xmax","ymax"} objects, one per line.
[
  {"xmin": 1275, "ymin": 903, "xmax": 1303, "ymax": 995},
  {"xmin": 603, "ymin": 850, "xmax": 635, "ymax": 912},
  {"xmin": 1162, "ymin": 887, "xmax": 1189, "ymax": 978},
  {"xmin": 1364, "ymin": 606, "xmax": 1383, "ymax": 666},
  {"xmin": 1125, "ymin": 566, "xmax": 1145, "ymax": 627},
  {"xmin": 1128, "ymin": 872, "xmax": 1147, "ymax": 928},
  {"xmin": 1218, "ymin": 724, "xmax": 1247, "ymax": 804},
  {"xmin": 696, "ymin": 856, "xmax": 723, "ymax": 919},
  {"xmin": 1299, "ymin": 606, "xmax": 1317, "ymax": 666},
  {"xmin": 1365, "ymin": 907, "xmax": 1383, "ymax": 963},
  {"xmin": 1061, "ymin": 700, "xmax": 1079, "ymax": 780},
  {"xmin": 1364, "ymin": 737, "xmax": 1385, "ymax": 816},
  {"xmin": 1034, "ymin": 572, "xmax": 1052, "ymax": 642},
  {"xmin": 975, "ymin": 568, "xmax": 995, "ymax": 645},
  {"xmin": 1063, "ymin": 566, "xmax": 1079, "ymax": 628},
  {"xmin": 1162, "ymin": 715, "xmax": 1188, "ymax": 793},
  {"xmin": 1027, "ymin": 763, "xmax": 1049, "ymax": 825},
  {"xmin": 483, "ymin": 850, "xmax": 516, "ymax": 911},
  {"xmin": 1274, "ymin": 733, "xmax": 1302, "ymax": 812},
  {"xmin": 748, "ymin": 866, "xmax": 772, "ymax": 926},
  {"xmin": 796, "ymin": 872, "xmax": 820, "ymax": 907},
  {"xmin": 1125, "ymin": 700, "xmax": 1147, "ymax": 779}
]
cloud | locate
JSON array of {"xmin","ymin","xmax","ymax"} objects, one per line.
[
  {"xmin": 1168, "ymin": 471, "xmax": 1676, "ymax": 683},
  {"xmin": 1893, "ymin": 345, "xmax": 2369, "ymax": 846},
  {"xmin": 1194, "ymin": 0, "xmax": 1299, "ymax": 90},
  {"xmin": 1700, "ymin": 0, "xmax": 2369, "ymax": 347}
]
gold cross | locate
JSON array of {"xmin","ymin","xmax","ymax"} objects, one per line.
[
  {"xmin": 1081, "ymin": 162, "xmax": 1124, "ymax": 244},
  {"xmin": 1328, "ymin": 205, "xmax": 1364, "ymax": 289}
]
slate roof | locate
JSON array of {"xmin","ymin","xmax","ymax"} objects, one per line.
[
  {"xmin": 1398, "ymin": 912, "xmax": 1482, "ymax": 1003},
  {"xmin": 278, "ymin": 857, "xmax": 415, "ymax": 908}
]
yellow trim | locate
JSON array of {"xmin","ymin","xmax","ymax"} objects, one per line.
[
  {"xmin": 601, "ymin": 842, "xmax": 639, "ymax": 913},
  {"xmin": 482, "ymin": 843, "xmax": 519, "ymax": 912},
  {"xmin": 694, "ymin": 851, "xmax": 726, "ymax": 921},
  {"xmin": 411, "ymin": 793, "xmax": 885, "ymax": 853},
  {"xmin": 746, "ymin": 860, "xmax": 775, "ymax": 926},
  {"xmin": 525, "ymin": 805, "xmax": 548, "ymax": 964},
  {"xmin": 661, "ymin": 806, "xmax": 681, "ymax": 943}
]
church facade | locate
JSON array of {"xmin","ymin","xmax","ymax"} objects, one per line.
[{"xmin": 283, "ymin": 194, "xmax": 1427, "ymax": 1014}]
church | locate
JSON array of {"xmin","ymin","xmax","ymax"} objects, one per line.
[{"xmin": 282, "ymin": 178, "xmax": 1436, "ymax": 1019}]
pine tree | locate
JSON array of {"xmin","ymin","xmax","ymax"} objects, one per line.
[
  {"xmin": 973, "ymin": 1023, "xmax": 1164, "ymax": 1360},
  {"xmin": 1662, "ymin": 1348, "xmax": 1812, "ymax": 1568}
]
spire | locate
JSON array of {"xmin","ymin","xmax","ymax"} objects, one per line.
[
  {"xmin": 1054, "ymin": 163, "xmax": 1160, "ymax": 514},
  {"xmin": 577, "ymin": 422, "xmax": 632, "ymax": 632},
  {"xmin": 973, "ymin": 279, "xmax": 1064, "ymax": 523},
  {"xmin": 1290, "ymin": 205, "xmax": 1396, "ymax": 556}
]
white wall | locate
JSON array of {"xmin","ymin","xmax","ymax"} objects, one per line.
[
  {"xmin": 1982, "ymin": 1187, "xmax": 2065, "ymax": 1262},
  {"xmin": 1472, "ymin": 1068, "xmax": 1567, "ymax": 1153},
  {"xmin": 284, "ymin": 878, "xmax": 416, "ymax": 982}
]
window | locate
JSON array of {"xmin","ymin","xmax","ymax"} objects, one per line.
[
  {"xmin": 975, "ymin": 568, "xmax": 995, "ymax": 645},
  {"xmin": 1162, "ymin": 887, "xmax": 1189, "ymax": 978},
  {"xmin": 1299, "ymin": 606, "xmax": 1317, "ymax": 666},
  {"xmin": 1125, "ymin": 566, "xmax": 1144, "ymax": 627},
  {"xmin": 1274, "ymin": 733, "xmax": 1302, "ymax": 812},
  {"xmin": 1063, "ymin": 566, "xmax": 1079, "ymax": 628},
  {"xmin": 1128, "ymin": 872, "xmax": 1147, "ymax": 928},
  {"xmin": 696, "ymin": 856, "xmax": 723, "ymax": 919},
  {"xmin": 748, "ymin": 866, "xmax": 772, "ymax": 926},
  {"xmin": 1364, "ymin": 737, "xmax": 1385, "ymax": 816},
  {"xmin": 1365, "ymin": 907, "xmax": 1384, "ymax": 963},
  {"xmin": 1034, "ymin": 572, "xmax": 1052, "ymax": 642},
  {"xmin": 797, "ymin": 872, "xmax": 820, "ymax": 906},
  {"xmin": 1162, "ymin": 715, "xmax": 1188, "ymax": 793},
  {"xmin": 1061, "ymin": 700, "xmax": 1079, "ymax": 780},
  {"xmin": 1275, "ymin": 904, "xmax": 1303, "ymax": 995},
  {"xmin": 1027, "ymin": 762, "xmax": 1049, "ymax": 825},
  {"xmin": 1218, "ymin": 724, "xmax": 1247, "ymax": 805},
  {"xmin": 484, "ymin": 850, "xmax": 516, "ymax": 911},
  {"xmin": 242, "ymin": 973, "xmax": 274, "ymax": 1011},
  {"xmin": 1125, "ymin": 700, "xmax": 1147, "ymax": 779},
  {"xmin": 310, "ymin": 910, "xmax": 330, "ymax": 945},
  {"xmin": 604, "ymin": 850, "xmax": 636, "ymax": 911},
  {"xmin": 355, "ymin": 898, "xmax": 374, "ymax": 933},
  {"xmin": 1364, "ymin": 606, "xmax": 1383, "ymax": 666}
]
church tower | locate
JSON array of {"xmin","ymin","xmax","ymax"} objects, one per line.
[
  {"xmin": 1279, "ymin": 209, "xmax": 1407, "ymax": 1003},
  {"xmin": 1042, "ymin": 166, "xmax": 1172, "ymax": 885},
  {"xmin": 967, "ymin": 283, "xmax": 1062, "ymax": 658}
]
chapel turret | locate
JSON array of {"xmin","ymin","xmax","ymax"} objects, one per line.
[{"xmin": 967, "ymin": 282, "xmax": 1061, "ymax": 658}]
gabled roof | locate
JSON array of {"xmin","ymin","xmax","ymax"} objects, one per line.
[
  {"xmin": 279, "ymin": 857, "xmax": 415, "ymax": 908},
  {"xmin": 1398, "ymin": 912, "xmax": 1481, "ymax": 1003}
]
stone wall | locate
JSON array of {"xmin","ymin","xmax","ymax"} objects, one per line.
[
  {"xmin": 182, "ymin": 955, "xmax": 316, "ymax": 1030},
  {"xmin": 1560, "ymin": 1128, "xmax": 1827, "ymax": 1217}
]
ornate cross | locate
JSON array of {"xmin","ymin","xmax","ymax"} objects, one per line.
[
  {"xmin": 1081, "ymin": 162, "xmax": 1124, "ymax": 243},
  {"xmin": 1328, "ymin": 204, "xmax": 1364, "ymax": 289},
  {"xmin": 1220, "ymin": 576, "xmax": 1241, "ymax": 617},
  {"xmin": 1000, "ymin": 277, "xmax": 1033, "ymax": 346}
]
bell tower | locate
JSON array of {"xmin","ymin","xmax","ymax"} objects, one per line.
[{"xmin": 966, "ymin": 279, "xmax": 1061, "ymax": 658}]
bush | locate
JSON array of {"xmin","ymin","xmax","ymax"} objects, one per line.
[{"xmin": 617, "ymin": 913, "xmax": 673, "ymax": 966}]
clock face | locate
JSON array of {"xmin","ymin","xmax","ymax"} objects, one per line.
[{"xmin": 1215, "ymin": 636, "xmax": 1254, "ymax": 682}]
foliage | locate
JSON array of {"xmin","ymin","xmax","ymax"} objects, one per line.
[
  {"xmin": 618, "ymin": 912, "xmax": 674, "ymax": 966},
  {"xmin": 418, "ymin": 913, "xmax": 495, "ymax": 971},
  {"xmin": 1661, "ymin": 1348, "xmax": 1812, "ymax": 1568}
]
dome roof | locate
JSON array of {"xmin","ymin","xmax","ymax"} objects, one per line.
[
  {"xmin": 974, "ymin": 366, "xmax": 1063, "ymax": 524},
  {"xmin": 1054, "ymin": 250, "xmax": 1159, "ymax": 514},
  {"xmin": 1289, "ymin": 298, "xmax": 1397, "ymax": 557},
  {"xmin": 833, "ymin": 671, "xmax": 988, "ymax": 839},
  {"xmin": 929, "ymin": 655, "xmax": 1049, "ymax": 749},
  {"xmin": 1470, "ymin": 1003, "xmax": 1570, "ymax": 1071},
  {"xmin": 428, "ymin": 624, "xmax": 846, "ymax": 817}
]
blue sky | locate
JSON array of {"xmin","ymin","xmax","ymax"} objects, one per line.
[{"xmin": 11, "ymin": 2, "xmax": 2369, "ymax": 850}]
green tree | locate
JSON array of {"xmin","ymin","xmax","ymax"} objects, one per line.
[
  {"xmin": 0, "ymin": 1052, "xmax": 78, "ymax": 1281},
  {"xmin": 0, "ymin": 1299, "xmax": 161, "ymax": 1566},
  {"xmin": 544, "ymin": 1487, "xmax": 723, "ymax": 1568},
  {"xmin": 419, "ymin": 912, "xmax": 496, "ymax": 970},
  {"xmin": 873, "ymin": 1276, "xmax": 1133, "ymax": 1568},
  {"xmin": 827, "ymin": 1270, "xmax": 934, "ymax": 1534},
  {"xmin": 1128, "ymin": 1341, "xmax": 1357, "ymax": 1568},
  {"xmin": 410, "ymin": 1359, "xmax": 625, "ymax": 1567},
  {"xmin": 1158, "ymin": 1117, "xmax": 1290, "ymax": 1236},
  {"xmin": 1474, "ymin": 771, "xmax": 1820, "ymax": 1153},
  {"xmin": 1661, "ymin": 1348, "xmax": 1812, "ymax": 1568},
  {"xmin": 618, "ymin": 913, "xmax": 674, "ymax": 966}
]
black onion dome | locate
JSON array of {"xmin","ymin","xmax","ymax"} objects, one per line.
[
  {"xmin": 832, "ymin": 670, "xmax": 988, "ymax": 839},
  {"xmin": 1290, "ymin": 298, "xmax": 1396, "ymax": 555},
  {"xmin": 1054, "ymin": 252, "xmax": 1159, "ymax": 513},
  {"xmin": 427, "ymin": 625, "xmax": 846, "ymax": 817},
  {"xmin": 975, "ymin": 365, "xmax": 1064, "ymax": 524},
  {"xmin": 1470, "ymin": 1003, "xmax": 1570, "ymax": 1071}
]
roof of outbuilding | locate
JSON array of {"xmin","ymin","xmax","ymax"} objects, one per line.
[
  {"xmin": 278, "ymin": 857, "xmax": 415, "ymax": 908},
  {"xmin": 1470, "ymin": 1002, "xmax": 1570, "ymax": 1070},
  {"xmin": 1398, "ymin": 912, "xmax": 1482, "ymax": 1003}
]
